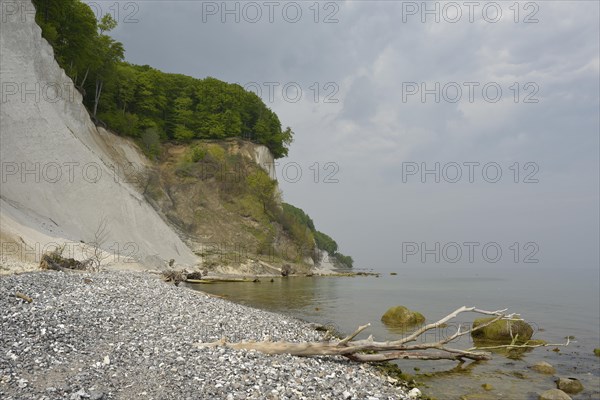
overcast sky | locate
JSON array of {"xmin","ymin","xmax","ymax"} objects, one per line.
[{"xmin": 104, "ymin": 0, "xmax": 599, "ymax": 272}]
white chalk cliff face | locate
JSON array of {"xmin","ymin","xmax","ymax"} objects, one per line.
[{"xmin": 0, "ymin": 0, "xmax": 197, "ymax": 267}]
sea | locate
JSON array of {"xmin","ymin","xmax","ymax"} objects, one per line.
[{"xmin": 186, "ymin": 264, "xmax": 600, "ymax": 399}]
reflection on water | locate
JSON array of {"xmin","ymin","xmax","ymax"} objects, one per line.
[{"xmin": 186, "ymin": 267, "xmax": 600, "ymax": 399}]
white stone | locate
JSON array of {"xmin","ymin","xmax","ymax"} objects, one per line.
[{"xmin": 408, "ymin": 388, "xmax": 421, "ymax": 399}]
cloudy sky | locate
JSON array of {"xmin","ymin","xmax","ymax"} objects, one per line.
[{"xmin": 104, "ymin": 0, "xmax": 599, "ymax": 272}]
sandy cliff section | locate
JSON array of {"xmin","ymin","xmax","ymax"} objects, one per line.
[{"xmin": 0, "ymin": 0, "xmax": 197, "ymax": 270}]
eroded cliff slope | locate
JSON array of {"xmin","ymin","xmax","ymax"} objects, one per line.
[{"xmin": 0, "ymin": 0, "xmax": 197, "ymax": 270}]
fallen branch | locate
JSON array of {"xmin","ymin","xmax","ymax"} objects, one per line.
[
  {"xmin": 15, "ymin": 292, "xmax": 33, "ymax": 303},
  {"xmin": 197, "ymin": 306, "xmax": 523, "ymax": 362},
  {"xmin": 470, "ymin": 337, "xmax": 571, "ymax": 351}
]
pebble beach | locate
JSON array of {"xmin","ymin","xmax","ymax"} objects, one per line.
[{"xmin": 0, "ymin": 270, "xmax": 411, "ymax": 400}]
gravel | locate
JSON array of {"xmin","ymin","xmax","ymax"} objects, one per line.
[{"xmin": 0, "ymin": 270, "xmax": 410, "ymax": 399}]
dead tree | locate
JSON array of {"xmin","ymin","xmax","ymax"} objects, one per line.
[
  {"xmin": 86, "ymin": 216, "xmax": 110, "ymax": 272},
  {"xmin": 197, "ymin": 306, "xmax": 567, "ymax": 362}
]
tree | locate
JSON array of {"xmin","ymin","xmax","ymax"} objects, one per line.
[
  {"xmin": 174, "ymin": 125, "xmax": 195, "ymax": 142},
  {"xmin": 33, "ymin": 0, "xmax": 99, "ymax": 86},
  {"xmin": 98, "ymin": 14, "xmax": 117, "ymax": 34},
  {"xmin": 86, "ymin": 216, "xmax": 111, "ymax": 272},
  {"xmin": 282, "ymin": 203, "xmax": 315, "ymax": 231},
  {"xmin": 140, "ymin": 127, "xmax": 161, "ymax": 158},
  {"xmin": 247, "ymin": 170, "xmax": 277, "ymax": 211},
  {"xmin": 334, "ymin": 252, "xmax": 354, "ymax": 268},
  {"xmin": 91, "ymin": 36, "xmax": 124, "ymax": 117},
  {"xmin": 173, "ymin": 96, "xmax": 195, "ymax": 129},
  {"xmin": 33, "ymin": 0, "xmax": 295, "ymax": 156}
]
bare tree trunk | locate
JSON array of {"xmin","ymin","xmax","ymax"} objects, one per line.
[
  {"xmin": 79, "ymin": 67, "xmax": 90, "ymax": 88},
  {"xmin": 197, "ymin": 306, "xmax": 568, "ymax": 363},
  {"xmin": 93, "ymin": 79, "xmax": 103, "ymax": 117}
]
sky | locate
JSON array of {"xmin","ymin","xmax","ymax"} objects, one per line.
[{"xmin": 102, "ymin": 0, "xmax": 599, "ymax": 272}]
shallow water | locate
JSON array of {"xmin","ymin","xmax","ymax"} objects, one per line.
[{"xmin": 186, "ymin": 265, "xmax": 600, "ymax": 399}]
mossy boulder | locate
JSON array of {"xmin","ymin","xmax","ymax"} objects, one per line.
[
  {"xmin": 557, "ymin": 378, "xmax": 584, "ymax": 394},
  {"xmin": 381, "ymin": 306, "xmax": 425, "ymax": 327},
  {"xmin": 481, "ymin": 383, "xmax": 494, "ymax": 391},
  {"xmin": 531, "ymin": 361, "xmax": 555, "ymax": 375},
  {"xmin": 471, "ymin": 317, "xmax": 533, "ymax": 344}
]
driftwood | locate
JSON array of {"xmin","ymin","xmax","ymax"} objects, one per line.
[
  {"xmin": 197, "ymin": 306, "xmax": 570, "ymax": 362},
  {"xmin": 15, "ymin": 292, "xmax": 33, "ymax": 303},
  {"xmin": 197, "ymin": 306, "xmax": 524, "ymax": 362},
  {"xmin": 161, "ymin": 269, "xmax": 188, "ymax": 286},
  {"xmin": 40, "ymin": 250, "xmax": 91, "ymax": 272}
]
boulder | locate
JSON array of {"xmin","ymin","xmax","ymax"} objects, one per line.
[
  {"xmin": 531, "ymin": 361, "xmax": 556, "ymax": 375},
  {"xmin": 381, "ymin": 306, "xmax": 425, "ymax": 327},
  {"xmin": 186, "ymin": 271, "xmax": 203, "ymax": 280},
  {"xmin": 471, "ymin": 317, "xmax": 533, "ymax": 343},
  {"xmin": 556, "ymin": 378, "xmax": 584, "ymax": 394},
  {"xmin": 281, "ymin": 264, "xmax": 293, "ymax": 277},
  {"xmin": 538, "ymin": 389, "xmax": 572, "ymax": 400},
  {"xmin": 481, "ymin": 383, "xmax": 493, "ymax": 391}
]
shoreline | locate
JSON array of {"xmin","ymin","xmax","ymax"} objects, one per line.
[{"xmin": 0, "ymin": 269, "xmax": 411, "ymax": 399}]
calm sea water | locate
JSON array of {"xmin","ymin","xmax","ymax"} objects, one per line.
[{"xmin": 186, "ymin": 265, "xmax": 600, "ymax": 399}]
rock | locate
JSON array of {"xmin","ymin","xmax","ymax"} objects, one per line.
[
  {"xmin": 70, "ymin": 389, "xmax": 89, "ymax": 399},
  {"xmin": 538, "ymin": 389, "xmax": 572, "ymax": 400},
  {"xmin": 556, "ymin": 378, "xmax": 584, "ymax": 394},
  {"xmin": 381, "ymin": 306, "xmax": 425, "ymax": 327},
  {"xmin": 481, "ymin": 383, "xmax": 493, "ymax": 391},
  {"xmin": 531, "ymin": 361, "xmax": 555, "ymax": 374},
  {"xmin": 407, "ymin": 388, "xmax": 421, "ymax": 399},
  {"xmin": 281, "ymin": 264, "xmax": 293, "ymax": 277},
  {"xmin": 470, "ymin": 317, "xmax": 533, "ymax": 343},
  {"xmin": 594, "ymin": 348, "xmax": 600, "ymax": 356},
  {"xmin": 0, "ymin": 270, "xmax": 411, "ymax": 400},
  {"xmin": 89, "ymin": 392, "xmax": 105, "ymax": 400}
]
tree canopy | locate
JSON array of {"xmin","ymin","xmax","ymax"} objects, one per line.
[
  {"xmin": 281, "ymin": 203, "xmax": 353, "ymax": 268},
  {"xmin": 32, "ymin": 0, "xmax": 293, "ymax": 158}
]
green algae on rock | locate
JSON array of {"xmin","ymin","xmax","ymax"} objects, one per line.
[
  {"xmin": 381, "ymin": 305, "xmax": 426, "ymax": 327},
  {"xmin": 471, "ymin": 317, "xmax": 534, "ymax": 343}
]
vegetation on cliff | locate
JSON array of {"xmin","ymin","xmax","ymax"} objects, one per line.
[
  {"xmin": 32, "ymin": 0, "xmax": 352, "ymax": 270},
  {"xmin": 32, "ymin": 0, "xmax": 292, "ymax": 158},
  {"xmin": 280, "ymin": 204, "xmax": 354, "ymax": 268}
]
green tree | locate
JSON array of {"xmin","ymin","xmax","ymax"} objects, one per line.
[
  {"xmin": 91, "ymin": 35, "xmax": 124, "ymax": 117},
  {"xmin": 247, "ymin": 170, "xmax": 277, "ymax": 211},
  {"xmin": 282, "ymin": 203, "xmax": 315, "ymax": 231},
  {"xmin": 33, "ymin": 0, "xmax": 295, "ymax": 157},
  {"xmin": 174, "ymin": 125, "xmax": 195, "ymax": 142},
  {"xmin": 140, "ymin": 127, "xmax": 161, "ymax": 158},
  {"xmin": 334, "ymin": 253, "xmax": 354, "ymax": 268},
  {"xmin": 98, "ymin": 14, "xmax": 117, "ymax": 34}
]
